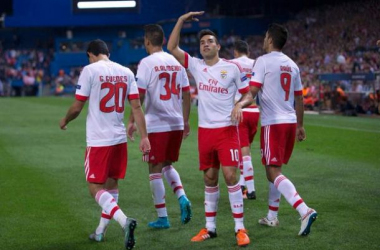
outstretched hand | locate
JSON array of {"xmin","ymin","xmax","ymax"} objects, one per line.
[{"xmin": 179, "ymin": 11, "xmax": 205, "ymax": 22}]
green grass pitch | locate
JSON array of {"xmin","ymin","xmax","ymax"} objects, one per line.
[{"xmin": 1, "ymin": 97, "xmax": 379, "ymax": 250}]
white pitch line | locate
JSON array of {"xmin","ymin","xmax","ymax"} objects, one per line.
[{"xmin": 307, "ymin": 123, "xmax": 380, "ymax": 134}]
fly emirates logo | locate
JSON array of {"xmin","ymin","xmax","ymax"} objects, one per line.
[{"xmin": 199, "ymin": 79, "xmax": 228, "ymax": 94}]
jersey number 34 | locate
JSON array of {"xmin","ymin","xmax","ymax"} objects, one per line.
[{"xmin": 159, "ymin": 72, "xmax": 180, "ymax": 100}]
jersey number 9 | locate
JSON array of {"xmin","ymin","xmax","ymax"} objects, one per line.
[{"xmin": 280, "ymin": 73, "xmax": 291, "ymax": 101}]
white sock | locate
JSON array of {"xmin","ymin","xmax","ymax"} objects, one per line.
[
  {"xmin": 267, "ymin": 182, "xmax": 281, "ymax": 220},
  {"xmin": 274, "ymin": 175, "xmax": 309, "ymax": 217},
  {"xmin": 95, "ymin": 189, "xmax": 126, "ymax": 228},
  {"xmin": 205, "ymin": 185, "xmax": 219, "ymax": 232},
  {"xmin": 162, "ymin": 165, "xmax": 185, "ymax": 199},
  {"xmin": 149, "ymin": 173, "xmax": 167, "ymax": 217},
  {"xmin": 238, "ymin": 163, "xmax": 245, "ymax": 187},
  {"xmin": 228, "ymin": 183, "xmax": 245, "ymax": 232},
  {"xmin": 243, "ymin": 156, "xmax": 255, "ymax": 192},
  {"xmin": 96, "ymin": 189, "xmax": 119, "ymax": 234}
]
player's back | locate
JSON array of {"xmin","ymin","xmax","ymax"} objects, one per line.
[
  {"xmin": 137, "ymin": 51, "xmax": 189, "ymax": 133},
  {"xmin": 252, "ymin": 52, "xmax": 302, "ymax": 126},
  {"xmin": 231, "ymin": 56, "xmax": 255, "ymax": 104},
  {"xmin": 231, "ymin": 56, "xmax": 255, "ymax": 78},
  {"xmin": 78, "ymin": 60, "xmax": 136, "ymax": 146}
]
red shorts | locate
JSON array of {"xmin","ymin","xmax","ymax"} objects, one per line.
[
  {"xmin": 238, "ymin": 108, "xmax": 260, "ymax": 147},
  {"xmin": 84, "ymin": 142, "xmax": 127, "ymax": 183},
  {"xmin": 148, "ymin": 130, "xmax": 183, "ymax": 164},
  {"xmin": 260, "ymin": 123, "xmax": 296, "ymax": 167},
  {"xmin": 198, "ymin": 126, "xmax": 240, "ymax": 170}
]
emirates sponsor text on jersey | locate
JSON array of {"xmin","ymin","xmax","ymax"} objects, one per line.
[{"xmin": 199, "ymin": 79, "xmax": 228, "ymax": 94}]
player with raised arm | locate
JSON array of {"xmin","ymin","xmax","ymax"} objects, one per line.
[
  {"xmin": 231, "ymin": 40, "xmax": 259, "ymax": 200},
  {"xmin": 59, "ymin": 39, "xmax": 150, "ymax": 249},
  {"xmin": 249, "ymin": 24, "xmax": 317, "ymax": 236},
  {"xmin": 127, "ymin": 24, "xmax": 192, "ymax": 229},
  {"xmin": 168, "ymin": 11, "xmax": 253, "ymax": 247}
]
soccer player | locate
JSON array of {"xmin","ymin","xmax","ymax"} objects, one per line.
[
  {"xmin": 59, "ymin": 39, "xmax": 151, "ymax": 249},
  {"xmin": 231, "ymin": 40, "xmax": 259, "ymax": 200},
  {"xmin": 167, "ymin": 11, "xmax": 253, "ymax": 247},
  {"xmin": 127, "ymin": 24, "xmax": 192, "ymax": 228},
  {"xmin": 249, "ymin": 24, "xmax": 317, "ymax": 236}
]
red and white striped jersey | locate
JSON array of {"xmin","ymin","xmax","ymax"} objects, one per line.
[{"xmin": 75, "ymin": 60, "xmax": 139, "ymax": 146}]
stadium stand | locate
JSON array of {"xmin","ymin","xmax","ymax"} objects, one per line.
[{"xmin": 0, "ymin": 0, "xmax": 378, "ymax": 115}]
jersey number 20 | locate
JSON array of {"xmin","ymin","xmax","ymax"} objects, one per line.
[
  {"xmin": 159, "ymin": 72, "xmax": 180, "ymax": 100},
  {"xmin": 100, "ymin": 82, "xmax": 127, "ymax": 113}
]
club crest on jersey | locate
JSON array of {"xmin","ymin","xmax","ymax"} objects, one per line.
[{"xmin": 220, "ymin": 70, "xmax": 228, "ymax": 79}]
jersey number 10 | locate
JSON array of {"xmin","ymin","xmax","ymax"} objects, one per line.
[
  {"xmin": 100, "ymin": 82, "xmax": 127, "ymax": 113},
  {"xmin": 159, "ymin": 72, "xmax": 180, "ymax": 100}
]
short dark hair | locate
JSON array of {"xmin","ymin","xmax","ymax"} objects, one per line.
[
  {"xmin": 267, "ymin": 23, "xmax": 288, "ymax": 50},
  {"xmin": 198, "ymin": 29, "xmax": 219, "ymax": 44},
  {"xmin": 233, "ymin": 40, "xmax": 249, "ymax": 54},
  {"xmin": 87, "ymin": 39, "xmax": 109, "ymax": 56},
  {"xmin": 144, "ymin": 24, "xmax": 164, "ymax": 46}
]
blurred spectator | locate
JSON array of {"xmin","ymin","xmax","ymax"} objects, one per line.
[
  {"xmin": 0, "ymin": 78, "xmax": 3, "ymax": 96},
  {"xmin": 207, "ymin": 0, "xmax": 380, "ymax": 114},
  {"xmin": 0, "ymin": 48, "xmax": 53, "ymax": 96},
  {"xmin": 22, "ymin": 69, "xmax": 37, "ymax": 96}
]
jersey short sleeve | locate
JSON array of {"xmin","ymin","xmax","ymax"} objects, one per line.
[
  {"xmin": 250, "ymin": 57, "xmax": 265, "ymax": 88},
  {"xmin": 236, "ymin": 69, "xmax": 249, "ymax": 94},
  {"xmin": 75, "ymin": 66, "xmax": 91, "ymax": 101},
  {"xmin": 184, "ymin": 52, "xmax": 198, "ymax": 74},
  {"xmin": 127, "ymin": 70, "xmax": 139, "ymax": 100},
  {"xmin": 294, "ymin": 68, "xmax": 303, "ymax": 95},
  {"xmin": 136, "ymin": 61, "xmax": 150, "ymax": 94},
  {"xmin": 180, "ymin": 67, "xmax": 190, "ymax": 92}
]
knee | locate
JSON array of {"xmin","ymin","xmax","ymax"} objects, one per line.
[
  {"xmin": 204, "ymin": 174, "xmax": 218, "ymax": 187},
  {"xmin": 266, "ymin": 174, "xmax": 275, "ymax": 183},
  {"xmin": 89, "ymin": 186, "xmax": 100, "ymax": 198},
  {"xmin": 266, "ymin": 168, "xmax": 281, "ymax": 183},
  {"xmin": 224, "ymin": 173, "xmax": 238, "ymax": 186}
]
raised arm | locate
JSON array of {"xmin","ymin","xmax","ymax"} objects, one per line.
[{"xmin": 167, "ymin": 11, "xmax": 204, "ymax": 66}]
